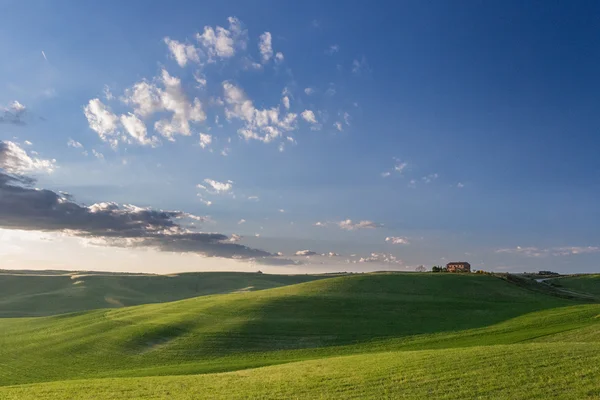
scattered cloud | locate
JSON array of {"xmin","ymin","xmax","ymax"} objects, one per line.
[
  {"xmin": 164, "ymin": 37, "xmax": 200, "ymax": 67},
  {"xmin": 67, "ymin": 139, "xmax": 83, "ymax": 149},
  {"xmin": 202, "ymin": 178, "xmax": 233, "ymax": 194},
  {"xmin": 325, "ymin": 45, "xmax": 339, "ymax": 55},
  {"xmin": 386, "ymin": 236, "xmax": 410, "ymax": 245},
  {"xmin": 282, "ymin": 96, "xmax": 290, "ymax": 110},
  {"xmin": 301, "ymin": 109, "xmax": 317, "ymax": 124},
  {"xmin": 457, "ymin": 182, "xmax": 465, "ymax": 188},
  {"xmin": 334, "ymin": 122, "xmax": 343, "ymax": 131},
  {"xmin": 496, "ymin": 246, "xmax": 600, "ymax": 257},
  {"xmin": 358, "ymin": 252, "xmax": 402, "ymax": 265},
  {"xmin": 338, "ymin": 219, "xmax": 381, "ymax": 230},
  {"xmin": 23, "ymin": 141, "xmax": 32, "ymax": 146},
  {"xmin": 0, "ymin": 141, "xmax": 56, "ymax": 174},
  {"xmin": 103, "ymin": 85, "xmax": 114, "ymax": 101},
  {"xmin": 381, "ymin": 172, "xmax": 391, "ymax": 178},
  {"xmin": 295, "ymin": 249, "xmax": 317, "ymax": 256},
  {"xmin": 247, "ymin": 195, "xmax": 259, "ymax": 201},
  {"xmin": 1, "ymin": 101, "xmax": 27, "ymax": 125},
  {"xmin": 222, "ymin": 81, "xmax": 297, "ymax": 143},
  {"xmin": 259, "ymin": 32, "xmax": 273, "ymax": 63},
  {"xmin": 304, "ymin": 87, "xmax": 315, "ymax": 95},
  {"xmin": 394, "ymin": 161, "xmax": 408, "ymax": 174},
  {"xmin": 275, "ymin": 52, "xmax": 284, "ymax": 63},
  {"xmin": 199, "ymin": 133, "xmax": 212, "ymax": 149},
  {"xmin": 196, "ymin": 17, "xmax": 246, "ymax": 60},
  {"xmin": 41, "ymin": 51, "xmax": 48, "ymax": 61},
  {"xmin": 352, "ymin": 57, "xmax": 369, "ymax": 75},
  {"xmin": 120, "ymin": 113, "xmax": 158, "ymax": 146},
  {"xmin": 422, "ymin": 173, "xmax": 439, "ymax": 183},
  {"xmin": 92, "ymin": 149, "xmax": 104, "ymax": 160},
  {"xmin": 83, "ymin": 98, "xmax": 119, "ymax": 147},
  {"xmin": 238, "ymin": 219, "xmax": 246, "ymax": 224}
]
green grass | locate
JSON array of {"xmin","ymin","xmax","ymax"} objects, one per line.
[
  {"xmin": 0, "ymin": 272, "xmax": 599, "ymax": 398},
  {"xmin": 547, "ymin": 274, "xmax": 600, "ymax": 299},
  {"xmin": 3, "ymin": 343, "xmax": 600, "ymax": 399},
  {"xmin": 0, "ymin": 271, "xmax": 329, "ymax": 317}
]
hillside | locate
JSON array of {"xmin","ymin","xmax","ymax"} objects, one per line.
[
  {"xmin": 1, "ymin": 272, "xmax": 598, "ymax": 391},
  {"xmin": 547, "ymin": 274, "xmax": 600, "ymax": 299},
  {"xmin": 0, "ymin": 271, "xmax": 330, "ymax": 317}
]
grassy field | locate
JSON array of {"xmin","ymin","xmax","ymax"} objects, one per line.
[
  {"xmin": 0, "ymin": 271, "xmax": 329, "ymax": 317},
  {"xmin": 547, "ymin": 274, "xmax": 600, "ymax": 299},
  {"xmin": 0, "ymin": 272, "xmax": 599, "ymax": 398}
]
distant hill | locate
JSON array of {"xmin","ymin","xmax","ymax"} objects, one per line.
[
  {"xmin": 546, "ymin": 274, "xmax": 600, "ymax": 299},
  {"xmin": 0, "ymin": 271, "xmax": 331, "ymax": 317}
]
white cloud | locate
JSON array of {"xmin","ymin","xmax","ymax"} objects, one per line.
[
  {"xmin": 282, "ymin": 96, "xmax": 290, "ymax": 110},
  {"xmin": 41, "ymin": 50, "xmax": 48, "ymax": 61},
  {"xmin": 259, "ymin": 32, "xmax": 273, "ymax": 63},
  {"xmin": 301, "ymin": 110, "xmax": 317, "ymax": 124},
  {"xmin": 199, "ymin": 133, "xmax": 212, "ymax": 149},
  {"xmin": 83, "ymin": 98, "xmax": 119, "ymax": 142},
  {"xmin": 164, "ymin": 37, "xmax": 200, "ymax": 67},
  {"xmin": 238, "ymin": 219, "xmax": 246, "ymax": 224},
  {"xmin": 197, "ymin": 196, "xmax": 212, "ymax": 206},
  {"xmin": 193, "ymin": 72, "xmax": 207, "ymax": 88},
  {"xmin": 325, "ymin": 45, "xmax": 339, "ymax": 55},
  {"xmin": 422, "ymin": 173, "xmax": 439, "ymax": 183},
  {"xmin": 222, "ymin": 81, "xmax": 297, "ymax": 143},
  {"xmin": 352, "ymin": 57, "xmax": 369, "ymax": 75},
  {"xmin": 67, "ymin": 139, "xmax": 83, "ymax": 149},
  {"xmin": 247, "ymin": 195, "xmax": 259, "ymax": 201},
  {"xmin": 103, "ymin": 85, "xmax": 114, "ymax": 101},
  {"xmin": 304, "ymin": 87, "xmax": 315, "ymax": 95},
  {"xmin": 295, "ymin": 249, "xmax": 317, "ymax": 256},
  {"xmin": 275, "ymin": 52, "xmax": 284, "ymax": 63},
  {"xmin": 314, "ymin": 221, "xmax": 327, "ymax": 227},
  {"xmin": 496, "ymin": 246, "xmax": 600, "ymax": 257},
  {"xmin": 228, "ymin": 234, "xmax": 242, "ymax": 243},
  {"xmin": 386, "ymin": 236, "xmax": 410, "ymax": 245},
  {"xmin": 457, "ymin": 182, "xmax": 465, "ymax": 188},
  {"xmin": 203, "ymin": 178, "xmax": 233, "ymax": 194},
  {"xmin": 23, "ymin": 140, "xmax": 32, "ymax": 146},
  {"xmin": 278, "ymin": 209, "xmax": 285, "ymax": 213},
  {"xmin": 120, "ymin": 113, "xmax": 158, "ymax": 146},
  {"xmin": 0, "ymin": 141, "xmax": 56, "ymax": 174},
  {"xmin": 123, "ymin": 69, "xmax": 206, "ymax": 141},
  {"xmin": 334, "ymin": 121, "xmax": 343, "ymax": 131},
  {"xmin": 92, "ymin": 149, "xmax": 104, "ymax": 160},
  {"xmin": 196, "ymin": 17, "xmax": 245, "ymax": 60},
  {"xmin": 343, "ymin": 112, "xmax": 351, "ymax": 126},
  {"xmin": 381, "ymin": 172, "xmax": 391, "ymax": 178},
  {"xmin": 358, "ymin": 252, "xmax": 402, "ymax": 265},
  {"xmin": 394, "ymin": 161, "xmax": 408, "ymax": 174},
  {"xmin": 338, "ymin": 219, "xmax": 381, "ymax": 230}
]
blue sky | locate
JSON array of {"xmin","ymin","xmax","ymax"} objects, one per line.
[{"xmin": 1, "ymin": 0, "xmax": 600, "ymax": 273}]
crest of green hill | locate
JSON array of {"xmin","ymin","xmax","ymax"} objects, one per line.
[
  {"xmin": 1, "ymin": 273, "xmax": 598, "ymax": 388},
  {"xmin": 0, "ymin": 271, "xmax": 330, "ymax": 317}
]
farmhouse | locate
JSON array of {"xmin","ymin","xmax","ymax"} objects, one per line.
[{"xmin": 446, "ymin": 262, "xmax": 471, "ymax": 273}]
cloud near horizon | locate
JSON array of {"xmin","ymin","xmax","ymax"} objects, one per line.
[{"xmin": 0, "ymin": 141, "xmax": 292, "ymax": 263}]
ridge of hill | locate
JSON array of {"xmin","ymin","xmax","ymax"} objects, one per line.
[{"xmin": 0, "ymin": 271, "xmax": 331, "ymax": 317}]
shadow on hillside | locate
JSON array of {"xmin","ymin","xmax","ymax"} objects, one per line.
[{"xmin": 207, "ymin": 274, "xmax": 583, "ymax": 355}]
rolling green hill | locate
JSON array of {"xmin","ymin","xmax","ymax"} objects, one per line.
[
  {"xmin": 1, "ymin": 274, "xmax": 599, "ymax": 384},
  {"xmin": 0, "ymin": 271, "xmax": 330, "ymax": 317},
  {"xmin": 0, "ymin": 272, "xmax": 598, "ymax": 398},
  {"xmin": 547, "ymin": 274, "xmax": 600, "ymax": 299}
]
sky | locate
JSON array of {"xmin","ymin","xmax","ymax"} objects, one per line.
[{"xmin": 1, "ymin": 0, "xmax": 600, "ymax": 274}]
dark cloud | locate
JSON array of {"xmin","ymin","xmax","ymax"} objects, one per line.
[{"xmin": 0, "ymin": 167, "xmax": 279, "ymax": 260}]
